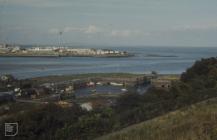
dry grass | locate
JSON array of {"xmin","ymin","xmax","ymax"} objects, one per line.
[{"xmin": 96, "ymin": 98, "xmax": 217, "ymax": 140}]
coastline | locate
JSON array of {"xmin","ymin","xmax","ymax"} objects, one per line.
[
  {"xmin": 28, "ymin": 73, "xmax": 180, "ymax": 84},
  {"xmin": 0, "ymin": 45, "xmax": 133, "ymax": 58},
  {"xmin": 0, "ymin": 53, "xmax": 133, "ymax": 58}
]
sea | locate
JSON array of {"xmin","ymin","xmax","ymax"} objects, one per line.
[{"xmin": 0, "ymin": 46, "xmax": 217, "ymax": 79}]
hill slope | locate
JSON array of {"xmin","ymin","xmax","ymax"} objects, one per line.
[{"xmin": 96, "ymin": 98, "xmax": 217, "ymax": 140}]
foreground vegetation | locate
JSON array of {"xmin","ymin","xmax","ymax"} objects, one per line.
[
  {"xmin": 0, "ymin": 57, "xmax": 217, "ymax": 140},
  {"xmin": 97, "ymin": 97, "xmax": 217, "ymax": 140}
]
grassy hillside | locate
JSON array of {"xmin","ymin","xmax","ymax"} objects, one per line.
[{"xmin": 96, "ymin": 97, "xmax": 217, "ymax": 140}]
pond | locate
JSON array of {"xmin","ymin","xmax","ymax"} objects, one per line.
[{"xmin": 74, "ymin": 85, "xmax": 126, "ymax": 97}]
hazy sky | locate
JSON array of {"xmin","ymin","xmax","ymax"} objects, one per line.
[{"xmin": 0, "ymin": 0, "xmax": 217, "ymax": 47}]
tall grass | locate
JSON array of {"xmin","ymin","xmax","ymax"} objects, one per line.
[{"xmin": 97, "ymin": 98, "xmax": 217, "ymax": 140}]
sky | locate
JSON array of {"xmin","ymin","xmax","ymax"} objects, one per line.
[{"xmin": 0, "ymin": 0, "xmax": 217, "ymax": 47}]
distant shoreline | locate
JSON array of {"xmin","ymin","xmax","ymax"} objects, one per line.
[
  {"xmin": 27, "ymin": 73, "xmax": 180, "ymax": 84},
  {"xmin": 0, "ymin": 53, "xmax": 133, "ymax": 58},
  {"xmin": 0, "ymin": 44, "xmax": 133, "ymax": 58}
]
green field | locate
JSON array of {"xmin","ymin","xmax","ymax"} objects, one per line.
[
  {"xmin": 30, "ymin": 72, "xmax": 180, "ymax": 85},
  {"xmin": 30, "ymin": 73, "xmax": 143, "ymax": 84}
]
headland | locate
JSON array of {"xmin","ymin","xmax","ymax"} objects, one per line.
[{"xmin": 0, "ymin": 44, "xmax": 132, "ymax": 57}]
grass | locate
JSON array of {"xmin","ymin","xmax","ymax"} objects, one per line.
[
  {"xmin": 96, "ymin": 97, "xmax": 217, "ymax": 140},
  {"xmin": 75, "ymin": 93, "xmax": 121, "ymax": 104},
  {"xmin": 30, "ymin": 73, "xmax": 143, "ymax": 84},
  {"xmin": 0, "ymin": 102, "xmax": 41, "ymax": 121},
  {"xmin": 29, "ymin": 73, "xmax": 180, "ymax": 85}
]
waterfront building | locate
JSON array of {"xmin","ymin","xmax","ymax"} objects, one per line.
[
  {"xmin": 0, "ymin": 44, "xmax": 128, "ymax": 57},
  {"xmin": 28, "ymin": 47, "xmax": 53, "ymax": 51},
  {"xmin": 114, "ymin": 51, "xmax": 119, "ymax": 54},
  {"xmin": 0, "ymin": 44, "xmax": 9, "ymax": 52},
  {"xmin": 11, "ymin": 46, "xmax": 20, "ymax": 52},
  {"xmin": 150, "ymin": 78, "xmax": 172, "ymax": 89},
  {"xmin": 96, "ymin": 49, "xmax": 105, "ymax": 55},
  {"xmin": 0, "ymin": 43, "xmax": 6, "ymax": 48}
]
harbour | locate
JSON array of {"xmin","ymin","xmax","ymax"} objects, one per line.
[{"xmin": 1, "ymin": 46, "xmax": 217, "ymax": 79}]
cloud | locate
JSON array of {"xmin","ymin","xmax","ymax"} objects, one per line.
[
  {"xmin": 63, "ymin": 27, "xmax": 84, "ymax": 33},
  {"xmin": 110, "ymin": 30, "xmax": 141, "ymax": 37},
  {"xmin": 49, "ymin": 28, "xmax": 61, "ymax": 34},
  {"xmin": 49, "ymin": 25, "xmax": 145, "ymax": 39},
  {"xmin": 84, "ymin": 25, "xmax": 101, "ymax": 34},
  {"xmin": 172, "ymin": 23, "xmax": 217, "ymax": 31},
  {"xmin": 49, "ymin": 25, "xmax": 101, "ymax": 34},
  {"xmin": 0, "ymin": 0, "xmax": 71, "ymax": 8},
  {"xmin": 111, "ymin": 30, "xmax": 130, "ymax": 37}
]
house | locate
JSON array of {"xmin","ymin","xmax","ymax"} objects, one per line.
[
  {"xmin": 114, "ymin": 51, "xmax": 119, "ymax": 54},
  {"xmin": 65, "ymin": 85, "xmax": 74, "ymax": 94},
  {"xmin": 14, "ymin": 87, "xmax": 22, "ymax": 97},
  {"xmin": 11, "ymin": 46, "xmax": 20, "ymax": 52},
  {"xmin": 87, "ymin": 81, "xmax": 95, "ymax": 87},
  {"xmin": 96, "ymin": 49, "xmax": 105, "ymax": 55},
  {"xmin": 21, "ymin": 89, "xmax": 38, "ymax": 99},
  {"xmin": 0, "ymin": 43, "xmax": 6, "ymax": 48},
  {"xmin": 150, "ymin": 78, "xmax": 172, "ymax": 89},
  {"xmin": 0, "ymin": 44, "xmax": 9, "ymax": 52},
  {"xmin": 21, "ymin": 87, "xmax": 49, "ymax": 99}
]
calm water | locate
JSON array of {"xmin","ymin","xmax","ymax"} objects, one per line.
[
  {"xmin": 0, "ymin": 46, "xmax": 217, "ymax": 79},
  {"xmin": 75, "ymin": 85, "xmax": 125, "ymax": 97}
]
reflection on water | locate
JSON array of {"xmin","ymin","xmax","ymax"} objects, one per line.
[{"xmin": 74, "ymin": 84, "xmax": 151, "ymax": 97}]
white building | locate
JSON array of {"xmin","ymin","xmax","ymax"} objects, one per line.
[
  {"xmin": 28, "ymin": 47, "xmax": 54, "ymax": 51},
  {"xmin": 0, "ymin": 44, "xmax": 9, "ymax": 52},
  {"xmin": 0, "ymin": 44, "xmax": 6, "ymax": 48},
  {"xmin": 11, "ymin": 46, "xmax": 20, "ymax": 52},
  {"xmin": 96, "ymin": 49, "xmax": 105, "ymax": 55}
]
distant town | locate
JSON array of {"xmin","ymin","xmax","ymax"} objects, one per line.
[
  {"xmin": 0, "ymin": 43, "xmax": 131, "ymax": 57},
  {"xmin": 0, "ymin": 73, "xmax": 179, "ymax": 110}
]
